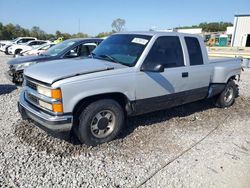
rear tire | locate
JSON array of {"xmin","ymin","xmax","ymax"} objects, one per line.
[
  {"xmin": 214, "ymin": 80, "xmax": 237, "ymax": 108},
  {"xmin": 76, "ymin": 99, "xmax": 124, "ymax": 146}
]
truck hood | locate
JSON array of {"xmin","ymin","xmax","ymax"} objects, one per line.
[
  {"xmin": 24, "ymin": 58, "xmax": 126, "ymax": 84},
  {"xmin": 11, "ymin": 44, "xmax": 27, "ymax": 48},
  {"xmin": 7, "ymin": 54, "xmax": 52, "ymax": 65}
]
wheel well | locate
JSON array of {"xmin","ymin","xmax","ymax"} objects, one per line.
[
  {"xmin": 15, "ymin": 49, "xmax": 22, "ymax": 54},
  {"xmin": 228, "ymin": 75, "xmax": 239, "ymax": 97},
  {"xmin": 228, "ymin": 75, "xmax": 239, "ymax": 82},
  {"xmin": 72, "ymin": 93, "xmax": 132, "ymax": 127}
]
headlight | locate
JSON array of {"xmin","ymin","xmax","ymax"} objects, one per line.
[
  {"xmin": 37, "ymin": 85, "xmax": 51, "ymax": 97},
  {"xmin": 16, "ymin": 62, "xmax": 36, "ymax": 70},
  {"xmin": 39, "ymin": 99, "xmax": 63, "ymax": 113},
  {"xmin": 39, "ymin": 100, "xmax": 63, "ymax": 113},
  {"xmin": 38, "ymin": 100, "xmax": 53, "ymax": 111},
  {"xmin": 37, "ymin": 86, "xmax": 62, "ymax": 99},
  {"xmin": 36, "ymin": 86, "xmax": 63, "ymax": 113}
]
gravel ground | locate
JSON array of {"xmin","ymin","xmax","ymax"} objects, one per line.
[{"xmin": 0, "ymin": 52, "xmax": 250, "ymax": 187}]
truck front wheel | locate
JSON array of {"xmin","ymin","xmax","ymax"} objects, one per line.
[
  {"xmin": 15, "ymin": 49, "xmax": 22, "ymax": 56},
  {"xmin": 77, "ymin": 99, "xmax": 124, "ymax": 146},
  {"xmin": 214, "ymin": 80, "xmax": 237, "ymax": 108}
]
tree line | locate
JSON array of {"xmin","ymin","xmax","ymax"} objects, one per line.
[
  {"xmin": 176, "ymin": 22, "xmax": 233, "ymax": 32},
  {"xmin": 0, "ymin": 20, "xmax": 233, "ymax": 41},
  {"xmin": 0, "ymin": 18, "xmax": 126, "ymax": 40},
  {"xmin": 0, "ymin": 22, "xmax": 92, "ymax": 40}
]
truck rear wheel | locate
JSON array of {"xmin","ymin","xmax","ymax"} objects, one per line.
[
  {"xmin": 214, "ymin": 80, "xmax": 237, "ymax": 108},
  {"xmin": 77, "ymin": 99, "xmax": 124, "ymax": 146}
]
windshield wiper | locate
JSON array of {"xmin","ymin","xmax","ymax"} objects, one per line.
[
  {"xmin": 92, "ymin": 53, "xmax": 130, "ymax": 66},
  {"xmin": 98, "ymin": 54, "xmax": 120, "ymax": 64},
  {"xmin": 39, "ymin": 53, "xmax": 48, "ymax": 56}
]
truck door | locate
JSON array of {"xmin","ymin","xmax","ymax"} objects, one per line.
[{"xmin": 135, "ymin": 36, "xmax": 192, "ymax": 114}]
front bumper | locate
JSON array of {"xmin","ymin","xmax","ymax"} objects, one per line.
[
  {"xmin": 8, "ymin": 48, "xmax": 14, "ymax": 55},
  {"xmin": 0, "ymin": 45, "xmax": 11, "ymax": 53},
  {"xmin": 18, "ymin": 90, "xmax": 73, "ymax": 132},
  {"xmin": 0, "ymin": 46, "xmax": 7, "ymax": 52}
]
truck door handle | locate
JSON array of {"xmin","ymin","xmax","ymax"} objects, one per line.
[{"xmin": 182, "ymin": 72, "xmax": 189, "ymax": 78}]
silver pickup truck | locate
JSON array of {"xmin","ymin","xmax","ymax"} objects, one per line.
[{"xmin": 18, "ymin": 31, "xmax": 242, "ymax": 146}]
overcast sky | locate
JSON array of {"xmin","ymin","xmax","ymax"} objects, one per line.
[{"xmin": 0, "ymin": 0, "xmax": 249, "ymax": 36}]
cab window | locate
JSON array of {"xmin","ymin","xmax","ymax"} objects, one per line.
[
  {"xmin": 144, "ymin": 36, "xmax": 184, "ymax": 68},
  {"xmin": 79, "ymin": 45, "xmax": 89, "ymax": 56},
  {"xmin": 185, "ymin": 37, "xmax": 203, "ymax": 66},
  {"xmin": 28, "ymin": 41, "xmax": 37, "ymax": 46},
  {"xmin": 79, "ymin": 44, "xmax": 96, "ymax": 56}
]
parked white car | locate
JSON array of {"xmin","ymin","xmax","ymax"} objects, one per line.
[
  {"xmin": 19, "ymin": 43, "xmax": 55, "ymax": 56},
  {"xmin": 0, "ymin": 37, "xmax": 37, "ymax": 54},
  {"xmin": 8, "ymin": 40, "xmax": 49, "ymax": 55}
]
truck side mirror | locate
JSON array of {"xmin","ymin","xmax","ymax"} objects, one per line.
[
  {"xmin": 66, "ymin": 50, "xmax": 78, "ymax": 58},
  {"xmin": 141, "ymin": 63, "xmax": 164, "ymax": 72}
]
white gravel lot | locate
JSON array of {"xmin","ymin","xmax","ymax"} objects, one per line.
[{"xmin": 0, "ymin": 52, "xmax": 250, "ymax": 187}]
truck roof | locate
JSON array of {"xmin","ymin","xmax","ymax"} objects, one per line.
[
  {"xmin": 65, "ymin": 38, "xmax": 103, "ymax": 42},
  {"xmin": 115, "ymin": 31, "xmax": 201, "ymax": 38}
]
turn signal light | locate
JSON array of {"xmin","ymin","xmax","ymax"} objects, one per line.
[
  {"xmin": 52, "ymin": 103, "xmax": 63, "ymax": 113},
  {"xmin": 51, "ymin": 89, "xmax": 62, "ymax": 99}
]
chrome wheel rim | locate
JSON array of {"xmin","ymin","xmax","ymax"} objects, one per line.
[
  {"xmin": 90, "ymin": 110, "xmax": 115, "ymax": 138},
  {"xmin": 224, "ymin": 87, "xmax": 234, "ymax": 103}
]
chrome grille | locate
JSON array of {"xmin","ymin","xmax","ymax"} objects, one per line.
[
  {"xmin": 26, "ymin": 80, "xmax": 37, "ymax": 90},
  {"xmin": 26, "ymin": 92, "xmax": 39, "ymax": 105},
  {"xmin": 25, "ymin": 78, "xmax": 39, "ymax": 106},
  {"xmin": 24, "ymin": 78, "xmax": 60, "ymax": 114}
]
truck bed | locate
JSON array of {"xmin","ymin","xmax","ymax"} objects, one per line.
[{"xmin": 209, "ymin": 57, "xmax": 242, "ymax": 83}]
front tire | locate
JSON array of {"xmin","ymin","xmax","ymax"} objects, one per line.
[
  {"xmin": 214, "ymin": 80, "xmax": 237, "ymax": 108},
  {"xmin": 14, "ymin": 49, "xmax": 22, "ymax": 56},
  {"xmin": 4, "ymin": 47, "xmax": 10, "ymax": 55},
  {"xmin": 76, "ymin": 99, "xmax": 124, "ymax": 146}
]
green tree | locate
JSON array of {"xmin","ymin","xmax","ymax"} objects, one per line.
[
  {"xmin": 96, "ymin": 31, "xmax": 113, "ymax": 38},
  {"xmin": 30, "ymin": 26, "xmax": 46, "ymax": 39},
  {"xmin": 71, "ymin": 32, "xmax": 89, "ymax": 38},
  {"xmin": 61, "ymin": 33, "xmax": 71, "ymax": 40},
  {"xmin": 176, "ymin": 22, "xmax": 233, "ymax": 32},
  {"xmin": 0, "ymin": 22, "xmax": 3, "ymax": 39},
  {"xmin": 55, "ymin": 30, "xmax": 62, "ymax": 38},
  {"xmin": 111, "ymin": 18, "xmax": 126, "ymax": 32}
]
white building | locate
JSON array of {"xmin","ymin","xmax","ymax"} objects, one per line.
[
  {"xmin": 231, "ymin": 14, "xmax": 250, "ymax": 47},
  {"xmin": 177, "ymin": 28, "xmax": 202, "ymax": 35},
  {"xmin": 226, "ymin": 26, "xmax": 234, "ymax": 35}
]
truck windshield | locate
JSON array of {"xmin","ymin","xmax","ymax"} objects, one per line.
[
  {"xmin": 92, "ymin": 34, "xmax": 152, "ymax": 66},
  {"xmin": 12, "ymin": 38, "xmax": 20, "ymax": 42},
  {"xmin": 43, "ymin": 40, "xmax": 76, "ymax": 56}
]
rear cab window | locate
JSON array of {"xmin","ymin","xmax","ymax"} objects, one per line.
[
  {"xmin": 185, "ymin": 37, "xmax": 204, "ymax": 66},
  {"xmin": 143, "ymin": 36, "xmax": 184, "ymax": 68},
  {"xmin": 39, "ymin": 41, "xmax": 47, "ymax": 45},
  {"xmin": 28, "ymin": 41, "xmax": 37, "ymax": 46}
]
